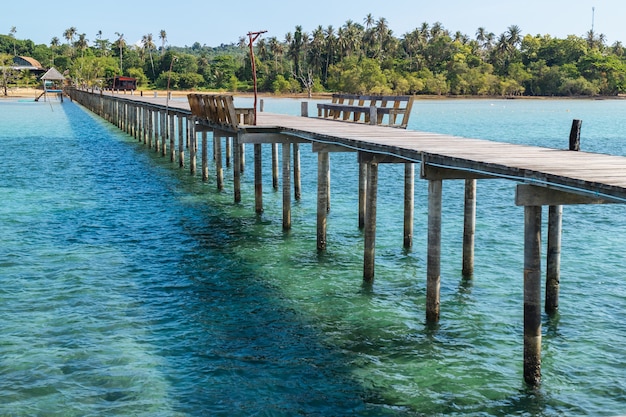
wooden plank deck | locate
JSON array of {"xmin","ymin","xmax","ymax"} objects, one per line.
[
  {"xmin": 250, "ymin": 112, "xmax": 626, "ymax": 202},
  {"xmin": 90, "ymin": 93, "xmax": 626, "ymax": 201}
]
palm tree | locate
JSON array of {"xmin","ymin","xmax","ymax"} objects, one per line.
[
  {"xmin": 506, "ymin": 25, "xmax": 523, "ymax": 49},
  {"xmin": 363, "ymin": 13, "xmax": 375, "ymax": 30},
  {"xmin": 63, "ymin": 27, "xmax": 77, "ymax": 57},
  {"xmin": 142, "ymin": 33, "xmax": 156, "ymax": 78},
  {"xmin": 159, "ymin": 30, "xmax": 167, "ymax": 54},
  {"xmin": 9, "ymin": 26, "xmax": 17, "ymax": 56},
  {"xmin": 76, "ymin": 33, "xmax": 89, "ymax": 58},
  {"xmin": 268, "ymin": 36, "xmax": 282, "ymax": 72},
  {"xmin": 49, "ymin": 37, "xmax": 60, "ymax": 67},
  {"xmin": 114, "ymin": 32, "xmax": 126, "ymax": 74}
]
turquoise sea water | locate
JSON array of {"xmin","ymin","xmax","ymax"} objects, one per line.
[{"xmin": 1, "ymin": 96, "xmax": 626, "ymax": 416}]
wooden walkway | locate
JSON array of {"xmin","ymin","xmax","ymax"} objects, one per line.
[
  {"xmin": 252, "ymin": 112, "xmax": 626, "ymax": 202},
  {"xmin": 138, "ymin": 93, "xmax": 626, "ymax": 201},
  {"xmin": 68, "ymin": 90, "xmax": 626, "ymax": 387}
]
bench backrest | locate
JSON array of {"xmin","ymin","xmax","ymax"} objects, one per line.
[
  {"xmin": 318, "ymin": 94, "xmax": 414, "ymax": 128},
  {"xmin": 188, "ymin": 93, "xmax": 253, "ymax": 130}
]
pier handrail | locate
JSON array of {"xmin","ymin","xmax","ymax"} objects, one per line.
[{"xmin": 317, "ymin": 93, "xmax": 414, "ymax": 128}]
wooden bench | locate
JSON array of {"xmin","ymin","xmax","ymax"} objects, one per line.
[
  {"xmin": 188, "ymin": 93, "xmax": 254, "ymax": 131},
  {"xmin": 317, "ymin": 94, "xmax": 414, "ymax": 129}
]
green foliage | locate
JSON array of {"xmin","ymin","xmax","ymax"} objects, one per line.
[{"xmin": 7, "ymin": 19, "xmax": 626, "ymax": 96}]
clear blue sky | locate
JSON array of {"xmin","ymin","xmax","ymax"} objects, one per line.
[{"xmin": 3, "ymin": 0, "xmax": 623, "ymax": 48}]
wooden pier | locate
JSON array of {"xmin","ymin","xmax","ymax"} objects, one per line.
[{"xmin": 67, "ymin": 88, "xmax": 626, "ymax": 387}]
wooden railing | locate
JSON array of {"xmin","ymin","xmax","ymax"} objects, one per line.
[
  {"xmin": 317, "ymin": 94, "xmax": 414, "ymax": 129},
  {"xmin": 188, "ymin": 93, "xmax": 254, "ymax": 131}
]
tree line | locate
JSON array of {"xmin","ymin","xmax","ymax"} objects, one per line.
[{"xmin": 2, "ymin": 16, "xmax": 626, "ymax": 97}]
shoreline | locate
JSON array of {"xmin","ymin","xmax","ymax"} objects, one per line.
[{"xmin": 2, "ymin": 87, "xmax": 624, "ymax": 101}]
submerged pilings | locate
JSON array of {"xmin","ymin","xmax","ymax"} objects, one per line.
[{"xmin": 68, "ymin": 89, "xmax": 603, "ymax": 388}]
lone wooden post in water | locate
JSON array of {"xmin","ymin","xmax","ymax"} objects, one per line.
[{"xmin": 569, "ymin": 119, "xmax": 582, "ymax": 151}]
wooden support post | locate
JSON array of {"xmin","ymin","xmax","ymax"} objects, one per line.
[
  {"xmin": 426, "ymin": 179, "xmax": 442, "ymax": 323},
  {"xmin": 189, "ymin": 118, "xmax": 197, "ymax": 176},
  {"xmin": 524, "ymin": 205, "xmax": 542, "ymax": 386},
  {"xmin": 215, "ymin": 135, "xmax": 224, "ymax": 191},
  {"xmin": 272, "ymin": 143, "xmax": 279, "ymax": 190},
  {"xmin": 161, "ymin": 110, "xmax": 167, "ymax": 156},
  {"xmin": 178, "ymin": 115, "xmax": 185, "ymax": 168},
  {"xmin": 154, "ymin": 111, "xmax": 158, "ymax": 152},
  {"xmin": 240, "ymin": 143, "xmax": 245, "ymax": 173},
  {"xmin": 254, "ymin": 143, "xmax": 263, "ymax": 214},
  {"xmin": 226, "ymin": 137, "xmax": 232, "ymax": 168},
  {"xmin": 233, "ymin": 134, "xmax": 242, "ymax": 203},
  {"xmin": 294, "ymin": 143, "xmax": 301, "ymax": 200},
  {"xmin": 202, "ymin": 131, "xmax": 209, "ymax": 182},
  {"xmin": 546, "ymin": 205, "xmax": 562, "ymax": 314},
  {"xmin": 147, "ymin": 109, "xmax": 153, "ymax": 148},
  {"xmin": 169, "ymin": 113, "xmax": 175, "ymax": 162},
  {"xmin": 282, "ymin": 142, "xmax": 292, "ymax": 230},
  {"xmin": 317, "ymin": 151, "xmax": 330, "ymax": 251},
  {"xmin": 358, "ymin": 162, "xmax": 367, "ymax": 229},
  {"xmin": 363, "ymin": 162, "xmax": 379, "ymax": 283},
  {"xmin": 463, "ymin": 179, "xmax": 477, "ymax": 277},
  {"xmin": 142, "ymin": 107, "xmax": 147, "ymax": 144},
  {"xmin": 403, "ymin": 163, "xmax": 415, "ymax": 248}
]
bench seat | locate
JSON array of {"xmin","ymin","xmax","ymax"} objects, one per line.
[{"xmin": 317, "ymin": 94, "xmax": 414, "ymax": 129}]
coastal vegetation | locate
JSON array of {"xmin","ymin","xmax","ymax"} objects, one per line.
[{"xmin": 2, "ymin": 16, "xmax": 625, "ymax": 97}]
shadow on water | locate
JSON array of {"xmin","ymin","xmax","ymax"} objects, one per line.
[{"xmin": 56, "ymin": 102, "xmax": 412, "ymax": 416}]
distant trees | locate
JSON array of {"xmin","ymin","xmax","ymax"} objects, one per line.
[{"xmin": 1, "ymin": 16, "xmax": 625, "ymax": 96}]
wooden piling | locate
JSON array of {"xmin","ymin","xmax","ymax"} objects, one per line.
[
  {"xmin": 178, "ymin": 115, "xmax": 185, "ymax": 168},
  {"xmin": 240, "ymin": 143, "xmax": 245, "ymax": 173},
  {"xmin": 272, "ymin": 143, "xmax": 279, "ymax": 190},
  {"xmin": 358, "ymin": 162, "xmax": 367, "ymax": 229},
  {"xmin": 426, "ymin": 179, "xmax": 442, "ymax": 323},
  {"xmin": 463, "ymin": 179, "xmax": 477, "ymax": 277},
  {"xmin": 161, "ymin": 110, "xmax": 167, "ymax": 156},
  {"xmin": 233, "ymin": 134, "xmax": 242, "ymax": 203},
  {"xmin": 546, "ymin": 205, "xmax": 562, "ymax": 314},
  {"xmin": 294, "ymin": 143, "xmax": 302, "ymax": 200},
  {"xmin": 189, "ymin": 118, "xmax": 197, "ymax": 176},
  {"xmin": 569, "ymin": 119, "xmax": 582, "ymax": 151},
  {"xmin": 215, "ymin": 135, "xmax": 224, "ymax": 191},
  {"xmin": 155, "ymin": 111, "xmax": 161, "ymax": 153},
  {"xmin": 403, "ymin": 163, "xmax": 415, "ymax": 248},
  {"xmin": 169, "ymin": 113, "xmax": 175, "ymax": 162},
  {"xmin": 282, "ymin": 142, "xmax": 292, "ymax": 230},
  {"xmin": 363, "ymin": 162, "xmax": 379, "ymax": 282},
  {"xmin": 254, "ymin": 143, "xmax": 263, "ymax": 213},
  {"xmin": 147, "ymin": 109, "xmax": 154, "ymax": 149},
  {"xmin": 226, "ymin": 137, "xmax": 232, "ymax": 168},
  {"xmin": 202, "ymin": 131, "xmax": 209, "ymax": 182},
  {"xmin": 524, "ymin": 205, "xmax": 542, "ymax": 386},
  {"xmin": 317, "ymin": 151, "xmax": 330, "ymax": 251}
]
